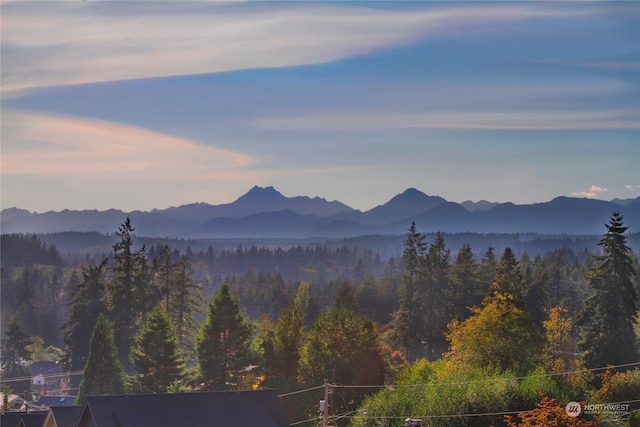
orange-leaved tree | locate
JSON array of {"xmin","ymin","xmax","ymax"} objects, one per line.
[{"xmin": 505, "ymin": 393, "xmax": 599, "ymax": 427}]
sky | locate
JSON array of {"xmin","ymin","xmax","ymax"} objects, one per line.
[{"xmin": 1, "ymin": 1, "xmax": 639, "ymax": 213}]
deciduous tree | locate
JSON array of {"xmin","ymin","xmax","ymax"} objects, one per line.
[
  {"xmin": 299, "ymin": 283, "xmax": 385, "ymax": 416},
  {"xmin": 505, "ymin": 394, "xmax": 598, "ymax": 427}
]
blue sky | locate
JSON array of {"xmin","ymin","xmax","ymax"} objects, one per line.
[{"xmin": 2, "ymin": 1, "xmax": 638, "ymax": 212}]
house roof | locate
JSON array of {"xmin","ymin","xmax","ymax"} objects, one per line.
[
  {"xmin": 1, "ymin": 411, "xmax": 23, "ymax": 427},
  {"xmin": 17, "ymin": 411, "xmax": 48, "ymax": 427},
  {"xmin": 37, "ymin": 396, "xmax": 77, "ymax": 408},
  {"xmin": 44, "ymin": 406, "xmax": 82, "ymax": 427},
  {"xmin": 78, "ymin": 389, "xmax": 290, "ymax": 427}
]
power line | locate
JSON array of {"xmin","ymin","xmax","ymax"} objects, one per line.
[
  {"xmin": 330, "ymin": 361, "xmax": 640, "ymax": 389},
  {"xmin": 289, "ymin": 416, "xmax": 319, "ymax": 426},
  {"xmin": 0, "ymin": 370, "xmax": 84, "ymax": 384},
  {"xmin": 286, "ymin": 364, "xmax": 640, "ymax": 426},
  {"xmin": 343, "ymin": 399, "xmax": 640, "ymax": 421},
  {"xmin": 278, "ymin": 385, "xmax": 324, "ymax": 398}
]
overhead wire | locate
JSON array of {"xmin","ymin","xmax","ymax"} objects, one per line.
[
  {"xmin": 329, "ymin": 361, "xmax": 640, "ymax": 389},
  {"xmin": 283, "ymin": 362, "xmax": 640, "ymax": 426}
]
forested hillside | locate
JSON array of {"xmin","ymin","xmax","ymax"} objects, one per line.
[{"xmin": 1, "ymin": 214, "xmax": 639, "ymax": 425}]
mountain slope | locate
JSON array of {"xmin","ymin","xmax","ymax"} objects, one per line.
[{"xmin": 1, "ymin": 188, "xmax": 638, "ymax": 238}]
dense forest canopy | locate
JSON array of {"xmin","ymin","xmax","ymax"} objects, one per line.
[{"xmin": 1, "ymin": 214, "xmax": 639, "ymax": 425}]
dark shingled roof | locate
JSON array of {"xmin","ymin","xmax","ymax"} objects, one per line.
[
  {"xmin": 1, "ymin": 411, "xmax": 23, "ymax": 427},
  {"xmin": 46, "ymin": 406, "xmax": 82, "ymax": 427},
  {"xmin": 77, "ymin": 389, "xmax": 290, "ymax": 427},
  {"xmin": 18, "ymin": 411, "xmax": 48, "ymax": 427}
]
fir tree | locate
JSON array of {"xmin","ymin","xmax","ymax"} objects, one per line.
[
  {"xmin": 422, "ymin": 231, "xmax": 451, "ymax": 360},
  {"xmin": 167, "ymin": 255, "xmax": 204, "ymax": 359},
  {"xmin": 130, "ymin": 305, "xmax": 185, "ymax": 393},
  {"xmin": 389, "ymin": 222, "xmax": 427, "ymax": 361},
  {"xmin": 1, "ymin": 317, "xmax": 33, "ymax": 394},
  {"xmin": 76, "ymin": 313, "xmax": 127, "ymax": 405},
  {"xmin": 62, "ymin": 259, "xmax": 108, "ymax": 386},
  {"xmin": 195, "ymin": 283, "xmax": 256, "ymax": 390},
  {"xmin": 107, "ymin": 217, "xmax": 152, "ymax": 369},
  {"xmin": 577, "ymin": 212, "xmax": 639, "ymax": 368},
  {"xmin": 447, "ymin": 243, "xmax": 481, "ymax": 322}
]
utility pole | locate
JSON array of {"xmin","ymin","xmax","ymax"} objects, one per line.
[{"xmin": 322, "ymin": 379, "xmax": 329, "ymax": 427}]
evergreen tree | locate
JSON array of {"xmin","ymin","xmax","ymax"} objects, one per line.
[
  {"xmin": 76, "ymin": 313, "xmax": 127, "ymax": 405},
  {"xmin": 447, "ymin": 243, "xmax": 481, "ymax": 322},
  {"xmin": 62, "ymin": 260, "xmax": 108, "ymax": 385},
  {"xmin": 130, "ymin": 305, "xmax": 185, "ymax": 393},
  {"xmin": 489, "ymin": 247, "xmax": 526, "ymax": 308},
  {"xmin": 389, "ymin": 222, "xmax": 427, "ymax": 361},
  {"xmin": 195, "ymin": 283, "xmax": 256, "ymax": 390},
  {"xmin": 294, "ymin": 281, "xmax": 319, "ymax": 328},
  {"xmin": 577, "ymin": 212, "xmax": 639, "ymax": 368},
  {"xmin": 167, "ymin": 255, "xmax": 204, "ymax": 359},
  {"xmin": 107, "ymin": 217, "xmax": 152, "ymax": 369},
  {"xmin": 422, "ymin": 231, "xmax": 451, "ymax": 360},
  {"xmin": 1, "ymin": 317, "xmax": 33, "ymax": 394},
  {"xmin": 261, "ymin": 303, "xmax": 305, "ymax": 390},
  {"xmin": 1, "ymin": 317, "xmax": 33, "ymax": 367},
  {"xmin": 151, "ymin": 245, "xmax": 173, "ymax": 312},
  {"xmin": 479, "ymin": 245, "xmax": 498, "ymax": 289}
]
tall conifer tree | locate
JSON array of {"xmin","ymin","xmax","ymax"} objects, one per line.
[
  {"xmin": 389, "ymin": 222, "xmax": 427, "ymax": 361},
  {"xmin": 577, "ymin": 212, "xmax": 639, "ymax": 368},
  {"xmin": 108, "ymin": 217, "xmax": 152, "ymax": 369},
  {"xmin": 195, "ymin": 283, "xmax": 256, "ymax": 390},
  {"xmin": 62, "ymin": 260, "xmax": 108, "ymax": 386}
]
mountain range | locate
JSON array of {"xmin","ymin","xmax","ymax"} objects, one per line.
[{"xmin": 1, "ymin": 186, "xmax": 638, "ymax": 238}]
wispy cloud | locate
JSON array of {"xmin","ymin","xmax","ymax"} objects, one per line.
[
  {"xmin": 571, "ymin": 185, "xmax": 609, "ymax": 198},
  {"xmin": 1, "ymin": 2, "xmax": 595, "ymax": 93},
  {"xmin": 256, "ymin": 109, "xmax": 638, "ymax": 131},
  {"xmin": 1, "ymin": 109, "xmax": 258, "ymax": 210}
]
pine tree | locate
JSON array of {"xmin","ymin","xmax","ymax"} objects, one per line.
[
  {"xmin": 577, "ymin": 212, "xmax": 639, "ymax": 368},
  {"xmin": 76, "ymin": 313, "xmax": 127, "ymax": 405},
  {"xmin": 62, "ymin": 260, "xmax": 108, "ymax": 386},
  {"xmin": 130, "ymin": 306, "xmax": 185, "ymax": 393},
  {"xmin": 195, "ymin": 283, "xmax": 256, "ymax": 390}
]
